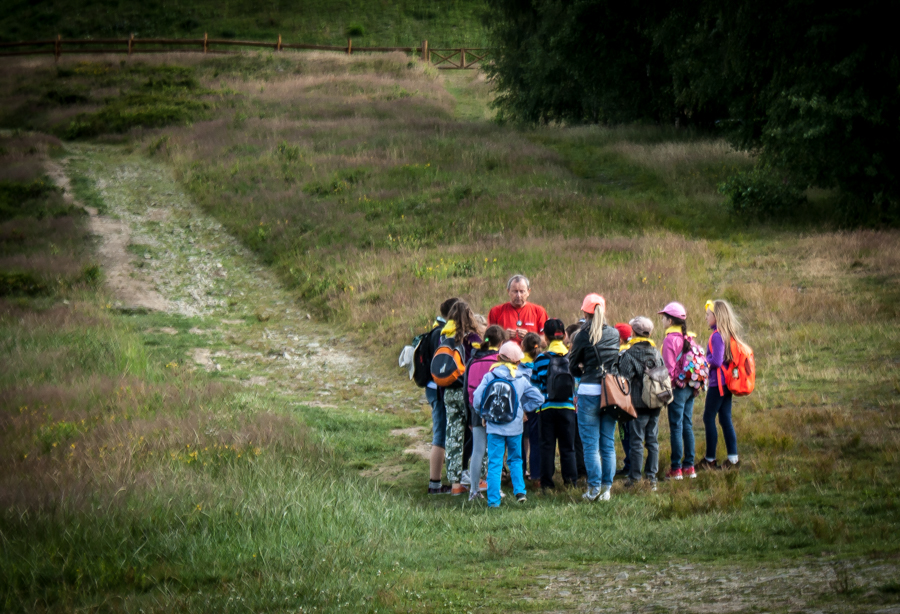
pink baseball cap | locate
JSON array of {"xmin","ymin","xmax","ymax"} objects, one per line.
[
  {"xmin": 498, "ymin": 341, "xmax": 525, "ymax": 363},
  {"xmin": 658, "ymin": 301, "xmax": 687, "ymax": 320},
  {"xmin": 581, "ymin": 293, "xmax": 605, "ymax": 314}
]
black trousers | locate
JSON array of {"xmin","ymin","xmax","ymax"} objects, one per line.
[{"xmin": 539, "ymin": 407, "xmax": 578, "ymax": 488}]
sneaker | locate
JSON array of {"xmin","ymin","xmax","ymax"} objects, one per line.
[
  {"xmin": 478, "ymin": 480, "xmax": 488, "ymax": 492},
  {"xmin": 583, "ymin": 486, "xmax": 603, "ymax": 501},
  {"xmin": 615, "ymin": 467, "xmax": 629, "ymax": 478},
  {"xmin": 460, "ymin": 470, "xmax": 471, "ymax": 486},
  {"xmin": 683, "ymin": 466, "xmax": 697, "ymax": 479},
  {"xmin": 516, "ymin": 493, "xmax": 527, "ymax": 503},
  {"xmin": 428, "ymin": 484, "xmax": 452, "ymax": 495},
  {"xmin": 597, "ymin": 487, "xmax": 611, "ymax": 501},
  {"xmin": 650, "ymin": 482, "xmax": 658, "ymax": 492},
  {"xmin": 697, "ymin": 458, "xmax": 719, "ymax": 471},
  {"xmin": 623, "ymin": 479, "xmax": 637, "ymax": 489},
  {"xmin": 450, "ymin": 484, "xmax": 468, "ymax": 496},
  {"xmin": 722, "ymin": 459, "xmax": 741, "ymax": 470},
  {"xmin": 665, "ymin": 468, "xmax": 683, "ymax": 480},
  {"xmin": 468, "ymin": 491, "xmax": 484, "ymax": 501}
]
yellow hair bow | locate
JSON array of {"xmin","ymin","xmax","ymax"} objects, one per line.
[{"xmin": 705, "ymin": 300, "xmax": 714, "ymax": 313}]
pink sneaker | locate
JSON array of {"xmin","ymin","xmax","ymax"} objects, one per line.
[
  {"xmin": 683, "ymin": 466, "xmax": 697, "ymax": 479},
  {"xmin": 665, "ymin": 468, "xmax": 683, "ymax": 481}
]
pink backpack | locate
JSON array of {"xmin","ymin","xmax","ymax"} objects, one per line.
[{"xmin": 466, "ymin": 351, "xmax": 499, "ymax": 406}]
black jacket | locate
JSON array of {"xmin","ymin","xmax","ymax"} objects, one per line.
[
  {"xmin": 617, "ymin": 341, "xmax": 664, "ymax": 414},
  {"xmin": 568, "ymin": 322, "xmax": 620, "ymax": 385}
]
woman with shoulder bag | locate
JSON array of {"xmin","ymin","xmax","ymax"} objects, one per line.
[{"xmin": 568, "ymin": 294, "xmax": 621, "ymax": 501}]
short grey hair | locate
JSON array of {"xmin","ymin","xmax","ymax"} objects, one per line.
[{"xmin": 506, "ymin": 274, "xmax": 531, "ymax": 291}]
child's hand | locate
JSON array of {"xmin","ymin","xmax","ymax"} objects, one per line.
[
  {"xmin": 482, "ymin": 419, "xmax": 487, "ymax": 427},
  {"xmin": 524, "ymin": 413, "xmax": 529, "ymax": 422}
]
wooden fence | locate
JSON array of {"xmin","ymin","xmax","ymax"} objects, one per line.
[{"xmin": 0, "ymin": 35, "xmax": 490, "ymax": 69}]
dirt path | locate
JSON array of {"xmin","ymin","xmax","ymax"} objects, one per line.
[
  {"xmin": 57, "ymin": 143, "xmax": 427, "ymax": 405},
  {"xmin": 48, "ymin": 157, "xmax": 169, "ymax": 311}
]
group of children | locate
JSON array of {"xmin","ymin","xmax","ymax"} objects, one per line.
[{"xmin": 416, "ymin": 295, "xmax": 750, "ymax": 507}]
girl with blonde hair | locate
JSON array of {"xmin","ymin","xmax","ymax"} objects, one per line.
[
  {"xmin": 567, "ymin": 294, "xmax": 620, "ymax": 501},
  {"xmin": 699, "ymin": 299, "xmax": 746, "ymax": 470}
]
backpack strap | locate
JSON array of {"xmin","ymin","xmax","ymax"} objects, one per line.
[{"xmin": 717, "ymin": 366, "xmax": 725, "ymax": 396}]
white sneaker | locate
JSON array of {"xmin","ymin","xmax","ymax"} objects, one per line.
[
  {"xmin": 598, "ymin": 487, "xmax": 611, "ymax": 501},
  {"xmin": 583, "ymin": 486, "xmax": 602, "ymax": 501},
  {"xmin": 460, "ymin": 470, "xmax": 471, "ymax": 486}
]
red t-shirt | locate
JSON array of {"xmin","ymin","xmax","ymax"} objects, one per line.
[{"xmin": 487, "ymin": 302, "xmax": 549, "ymax": 343}]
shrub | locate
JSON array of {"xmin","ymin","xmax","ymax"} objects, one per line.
[
  {"xmin": 718, "ymin": 167, "xmax": 807, "ymax": 221},
  {"xmin": 345, "ymin": 23, "xmax": 366, "ymax": 37}
]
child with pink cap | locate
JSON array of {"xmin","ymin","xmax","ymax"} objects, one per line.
[
  {"xmin": 658, "ymin": 301, "xmax": 698, "ymax": 480},
  {"xmin": 472, "ymin": 341, "xmax": 544, "ymax": 507}
]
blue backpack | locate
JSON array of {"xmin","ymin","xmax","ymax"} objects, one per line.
[{"xmin": 481, "ymin": 376, "xmax": 518, "ymax": 424}]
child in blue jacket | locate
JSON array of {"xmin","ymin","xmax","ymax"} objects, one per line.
[{"xmin": 473, "ymin": 341, "xmax": 544, "ymax": 507}]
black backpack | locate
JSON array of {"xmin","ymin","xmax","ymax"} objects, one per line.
[
  {"xmin": 481, "ymin": 376, "xmax": 518, "ymax": 424},
  {"xmin": 545, "ymin": 354, "xmax": 575, "ymax": 402},
  {"xmin": 412, "ymin": 326, "xmax": 442, "ymax": 388}
]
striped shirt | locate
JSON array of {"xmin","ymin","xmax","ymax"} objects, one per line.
[{"xmin": 530, "ymin": 341, "xmax": 576, "ymax": 411}]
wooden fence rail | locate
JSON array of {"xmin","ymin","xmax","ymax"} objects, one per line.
[{"xmin": 0, "ymin": 35, "xmax": 490, "ymax": 68}]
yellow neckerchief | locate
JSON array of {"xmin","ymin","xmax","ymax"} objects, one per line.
[
  {"xmin": 620, "ymin": 336, "xmax": 656, "ymax": 351},
  {"xmin": 441, "ymin": 319, "xmax": 457, "ymax": 337},
  {"xmin": 474, "ymin": 342, "xmax": 500, "ymax": 351},
  {"xmin": 522, "ymin": 352, "xmax": 535, "ymax": 364},
  {"xmin": 665, "ymin": 326, "xmax": 696, "ymax": 337},
  {"xmin": 489, "ymin": 361, "xmax": 518, "ymax": 377},
  {"xmin": 546, "ymin": 340, "xmax": 569, "ymax": 355}
]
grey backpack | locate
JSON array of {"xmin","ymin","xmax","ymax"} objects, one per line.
[{"xmin": 642, "ymin": 361, "xmax": 674, "ymax": 409}]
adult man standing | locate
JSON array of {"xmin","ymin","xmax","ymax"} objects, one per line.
[{"xmin": 488, "ymin": 274, "xmax": 548, "ymax": 344}]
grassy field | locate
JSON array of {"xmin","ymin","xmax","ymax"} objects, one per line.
[
  {"xmin": 0, "ymin": 0, "xmax": 489, "ymax": 47},
  {"xmin": 1, "ymin": 51, "xmax": 899, "ymax": 613}
]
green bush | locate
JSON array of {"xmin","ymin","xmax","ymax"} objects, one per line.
[
  {"xmin": 345, "ymin": 23, "xmax": 366, "ymax": 37},
  {"xmin": 718, "ymin": 167, "xmax": 807, "ymax": 221}
]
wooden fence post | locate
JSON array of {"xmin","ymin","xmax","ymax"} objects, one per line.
[
  {"xmin": 128, "ymin": 33, "xmax": 133, "ymax": 55},
  {"xmin": 277, "ymin": 34, "xmax": 282, "ymax": 51},
  {"xmin": 347, "ymin": 38, "xmax": 352, "ymax": 55},
  {"xmin": 203, "ymin": 32, "xmax": 208, "ymax": 54},
  {"xmin": 422, "ymin": 39, "xmax": 428, "ymax": 62},
  {"xmin": 460, "ymin": 48, "xmax": 465, "ymax": 69},
  {"xmin": 54, "ymin": 34, "xmax": 60, "ymax": 61}
]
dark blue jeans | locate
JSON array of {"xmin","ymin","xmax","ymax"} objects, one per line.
[
  {"xmin": 704, "ymin": 386, "xmax": 737, "ymax": 459},
  {"xmin": 667, "ymin": 386, "xmax": 696, "ymax": 469}
]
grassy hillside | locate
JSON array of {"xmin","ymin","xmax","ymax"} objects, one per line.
[
  {"xmin": 1, "ymin": 52, "xmax": 899, "ymax": 613},
  {"xmin": 0, "ymin": 0, "xmax": 489, "ymax": 47}
]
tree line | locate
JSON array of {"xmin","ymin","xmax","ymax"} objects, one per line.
[{"xmin": 484, "ymin": 0, "xmax": 899, "ymax": 224}]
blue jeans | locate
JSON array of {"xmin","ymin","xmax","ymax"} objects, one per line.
[
  {"xmin": 426, "ymin": 387, "xmax": 446, "ymax": 448},
  {"xmin": 487, "ymin": 433, "xmax": 525, "ymax": 507},
  {"xmin": 576, "ymin": 394, "xmax": 617, "ymax": 489},
  {"xmin": 704, "ymin": 386, "xmax": 737, "ymax": 458},
  {"xmin": 667, "ymin": 386, "xmax": 696, "ymax": 469}
]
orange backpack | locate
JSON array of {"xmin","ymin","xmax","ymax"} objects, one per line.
[
  {"xmin": 719, "ymin": 338, "xmax": 755, "ymax": 396},
  {"xmin": 430, "ymin": 337, "xmax": 466, "ymax": 388}
]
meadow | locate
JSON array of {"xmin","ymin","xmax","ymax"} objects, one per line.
[
  {"xmin": 0, "ymin": 0, "xmax": 490, "ymax": 48},
  {"xmin": 1, "ymin": 50, "xmax": 899, "ymax": 613}
]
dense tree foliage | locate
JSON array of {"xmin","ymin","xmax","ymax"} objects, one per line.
[{"xmin": 486, "ymin": 0, "xmax": 899, "ymax": 221}]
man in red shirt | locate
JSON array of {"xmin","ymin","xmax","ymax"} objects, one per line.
[{"xmin": 488, "ymin": 274, "xmax": 549, "ymax": 344}]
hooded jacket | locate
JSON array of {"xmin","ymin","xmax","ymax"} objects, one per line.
[
  {"xmin": 567, "ymin": 321, "xmax": 620, "ymax": 385},
  {"xmin": 472, "ymin": 363, "xmax": 544, "ymax": 437}
]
